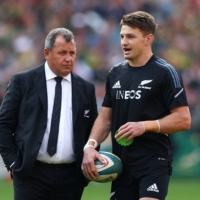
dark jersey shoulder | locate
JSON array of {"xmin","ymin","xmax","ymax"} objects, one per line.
[
  {"xmin": 108, "ymin": 60, "xmax": 128, "ymax": 75},
  {"xmin": 152, "ymin": 56, "xmax": 183, "ymax": 89}
]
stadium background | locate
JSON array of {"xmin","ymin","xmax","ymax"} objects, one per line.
[{"xmin": 0, "ymin": 0, "xmax": 200, "ymax": 199}]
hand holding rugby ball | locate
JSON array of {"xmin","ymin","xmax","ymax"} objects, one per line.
[{"xmin": 86, "ymin": 151, "xmax": 123, "ymax": 183}]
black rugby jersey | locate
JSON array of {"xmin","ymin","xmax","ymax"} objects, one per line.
[{"xmin": 102, "ymin": 55, "xmax": 188, "ymax": 170}]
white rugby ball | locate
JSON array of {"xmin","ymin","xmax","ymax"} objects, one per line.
[{"xmin": 92, "ymin": 151, "xmax": 123, "ymax": 183}]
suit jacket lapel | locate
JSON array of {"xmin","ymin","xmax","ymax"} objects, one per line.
[
  {"xmin": 33, "ymin": 65, "xmax": 48, "ymax": 114},
  {"xmin": 71, "ymin": 72, "xmax": 81, "ymax": 125},
  {"xmin": 32, "ymin": 69, "xmax": 80, "ymax": 123}
]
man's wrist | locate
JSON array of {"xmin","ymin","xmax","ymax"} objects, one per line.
[
  {"xmin": 143, "ymin": 120, "xmax": 160, "ymax": 133},
  {"xmin": 83, "ymin": 139, "xmax": 98, "ymax": 151}
]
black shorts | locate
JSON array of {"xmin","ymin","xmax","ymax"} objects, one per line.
[{"xmin": 110, "ymin": 165, "xmax": 171, "ymax": 200}]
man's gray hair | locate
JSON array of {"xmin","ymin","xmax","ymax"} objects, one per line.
[{"xmin": 45, "ymin": 28, "xmax": 74, "ymax": 50}]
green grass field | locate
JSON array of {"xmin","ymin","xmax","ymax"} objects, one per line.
[{"xmin": 0, "ymin": 178, "xmax": 200, "ymax": 200}]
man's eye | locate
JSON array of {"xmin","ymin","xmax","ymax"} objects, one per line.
[{"xmin": 127, "ymin": 35, "xmax": 134, "ymax": 38}]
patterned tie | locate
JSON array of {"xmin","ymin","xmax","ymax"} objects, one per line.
[{"xmin": 47, "ymin": 77, "xmax": 62, "ymax": 156}]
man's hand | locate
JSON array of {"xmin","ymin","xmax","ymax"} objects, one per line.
[
  {"xmin": 82, "ymin": 147, "xmax": 105, "ymax": 181},
  {"xmin": 115, "ymin": 122, "xmax": 145, "ymax": 142}
]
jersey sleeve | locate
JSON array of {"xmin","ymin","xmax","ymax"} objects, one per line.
[
  {"xmin": 102, "ymin": 72, "xmax": 112, "ymax": 108},
  {"xmin": 162, "ymin": 69, "xmax": 188, "ymax": 110}
]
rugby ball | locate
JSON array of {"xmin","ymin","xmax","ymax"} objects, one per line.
[{"xmin": 92, "ymin": 151, "xmax": 123, "ymax": 183}]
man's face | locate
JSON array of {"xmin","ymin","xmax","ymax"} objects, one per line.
[
  {"xmin": 120, "ymin": 25, "xmax": 150, "ymax": 64},
  {"xmin": 44, "ymin": 35, "xmax": 76, "ymax": 77}
]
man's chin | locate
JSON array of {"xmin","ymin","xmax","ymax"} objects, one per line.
[{"xmin": 124, "ymin": 55, "xmax": 131, "ymax": 60}]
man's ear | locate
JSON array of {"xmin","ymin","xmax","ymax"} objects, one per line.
[
  {"xmin": 145, "ymin": 34, "xmax": 154, "ymax": 46},
  {"xmin": 44, "ymin": 48, "xmax": 49, "ymax": 60}
]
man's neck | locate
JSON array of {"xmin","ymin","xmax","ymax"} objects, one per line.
[{"xmin": 128, "ymin": 52, "xmax": 153, "ymax": 67}]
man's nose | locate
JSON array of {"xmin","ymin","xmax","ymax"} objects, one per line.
[
  {"xmin": 64, "ymin": 54, "xmax": 71, "ymax": 61},
  {"xmin": 121, "ymin": 38, "xmax": 128, "ymax": 46}
]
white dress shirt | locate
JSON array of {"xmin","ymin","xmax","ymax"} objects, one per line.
[{"xmin": 36, "ymin": 62, "xmax": 76, "ymax": 163}]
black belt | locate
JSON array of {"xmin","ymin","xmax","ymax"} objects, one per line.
[{"xmin": 35, "ymin": 160, "xmax": 75, "ymax": 169}]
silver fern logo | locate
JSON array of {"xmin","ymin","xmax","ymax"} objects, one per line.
[{"xmin": 138, "ymin": 80, "xmax": 152, "ymax": 89}]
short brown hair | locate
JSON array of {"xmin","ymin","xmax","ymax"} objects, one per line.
[{"xmin": 120, "ymin": 11, "xmax": 158, "ymax": 36}]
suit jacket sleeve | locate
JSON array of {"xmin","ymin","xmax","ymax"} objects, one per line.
[
  {"xmin": 0, "ymin": 74, "xmax": 21, "ymax": 170},
  {"xmin": 87, "ymin": 84, "xmax": 98, "ymax": 142}
]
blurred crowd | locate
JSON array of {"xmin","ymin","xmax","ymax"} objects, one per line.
[{"xmin": 0, "ymin": 0, "xmax": 200, "ymax": 133}]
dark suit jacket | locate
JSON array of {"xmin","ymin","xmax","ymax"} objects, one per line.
[{"xmin": 0, "ymin": 64, "xmax": 98, "ymax": 186}]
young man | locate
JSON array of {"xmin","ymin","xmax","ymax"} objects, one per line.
[
  {"xmin": 0, "ymin": 28, "xmax": 98, "ymax": 200},
  {"xmin": 82, "ymin": 11, "xmax": 191, "ymax": 200}
]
